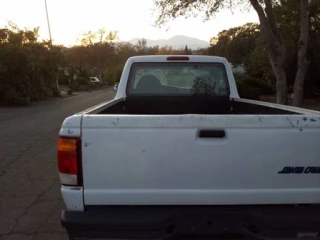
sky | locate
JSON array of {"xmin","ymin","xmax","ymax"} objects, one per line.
[{"xmin": 0, "ymin": 0, "xmax": 259, "ymax": 46}]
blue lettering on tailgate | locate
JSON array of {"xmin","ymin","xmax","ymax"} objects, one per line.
[{"xmin": 278, "ymin": 167, "xmax": 320, "ymax": 174}]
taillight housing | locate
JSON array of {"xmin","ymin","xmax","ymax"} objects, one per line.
[
  {"xmin": 57, "ymin": 137, "xmax": 82, "ymax": 186},
  {"xmin": 167, "ymin": 56, "xmax": 190, "ymax": 61}
]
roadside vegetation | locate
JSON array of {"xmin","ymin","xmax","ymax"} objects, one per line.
[{"xmin": 0, "ymin": 0, "xmax": 319, "ymax": 107}]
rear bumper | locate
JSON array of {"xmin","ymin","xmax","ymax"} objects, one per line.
[{"xmin": 62, "ymin": 205, "xmax": 320, "ymax": 240}]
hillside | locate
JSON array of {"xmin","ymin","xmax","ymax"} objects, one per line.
[{"xmin": 128, "ymin": 35, "xmax": 210, "ymax": 50}]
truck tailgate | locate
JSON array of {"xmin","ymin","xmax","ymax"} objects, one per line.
[{"xmin": 81, "ymin": 114, "xmax": 320, "ymax": 205}]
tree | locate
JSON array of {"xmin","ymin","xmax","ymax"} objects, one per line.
[
  {"xmin": 261, "ymin": 0, "xmax": 319, "ymax": 100},
  {"xmin": 245, "ymin": 35, "xmax": 275, "ymax": 88},
  {"xmin": 156, "ymin": 45, "xmax": 174, "ymax": 55},
  {"xmin": 64, "ymin": 45, "xmax": 89, "ymax": 70},
  {"xmin": 308, "ymin": 0, "xmax": 320, "ymax": 96},
  {"xmin": 184, "ymin": 45, "xmax": 192, "ymax": 54},
  {"xmin": 292, "ymin": 0, "xmax": 310, "ymax": 106},
  {"xmin": 135, "ymin": 39, "xmax": 160, "ymax": 55},
  {"xmin": 155, "ymin": 45, "xmax": 189, "ymax": 55},
  {"xmin": 154, "ymin": 0, "xmax": 313, "ymax": 105},
  {"xmin": 79, "ymin": 29, "xmax": 118, "ymax": 81},
  {"xmin": 136, "ymin": 38, "xmax": 148, "ymax": 54},
  {"xmin": 208, "ymin": 23, "xmax": 260, "ymax": 65},
  {"xmin": 0, "ymin": 23, "xmax": 64, "ymax": 104}
]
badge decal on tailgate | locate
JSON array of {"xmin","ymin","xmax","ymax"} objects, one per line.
[{"xmin": 278, "ymin": 167, "xmax": 320, "ymax": 174}]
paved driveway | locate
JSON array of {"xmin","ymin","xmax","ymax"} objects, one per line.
[{"xmin": 0, "ymin": 90, "xmax": 114, "ymax": 240}]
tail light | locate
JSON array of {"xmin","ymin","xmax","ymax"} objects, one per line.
[
  {"xmin": 167, "ymin": 56, "xmax": 190, "ymax": 61},
  {"xmin": 57, "ymin": 137, "xmax": 82, "ymax": 186}
]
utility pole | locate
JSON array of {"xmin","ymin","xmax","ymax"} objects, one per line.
[
  {"xmin": 45, "ymin": 0, "xmax": 52, "ymax": 45},
  {"xmin": 45, "ymin": 0, "xmax": 60, "ymax": 91}
]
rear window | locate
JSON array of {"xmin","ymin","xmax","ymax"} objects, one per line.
[{"xmin": 126, "ymin": 62, "xmax": 229, "ymax": 96}]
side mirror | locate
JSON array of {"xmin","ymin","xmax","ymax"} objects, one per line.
[{"xmin": 113, "ymin": 84, "xmax": 118, "ymax": 93}]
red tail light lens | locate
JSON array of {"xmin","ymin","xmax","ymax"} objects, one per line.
[{"xmin": 57, "ymin": 137, "xmax": 82, "ymax": 186}]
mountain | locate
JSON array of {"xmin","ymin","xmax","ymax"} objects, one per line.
[{"xmin": 128, "ymin": 35, "xmax": 210, "ymax": 50}]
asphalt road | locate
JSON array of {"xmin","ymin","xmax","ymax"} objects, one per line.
[{"xmin": 0, "ymin": 89, "xmax": 115, "ymax": 240}]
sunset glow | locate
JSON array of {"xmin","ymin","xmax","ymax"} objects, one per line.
[{"xmin": 0, "ymin": 0, "xmax": 259, "ymax": 46}]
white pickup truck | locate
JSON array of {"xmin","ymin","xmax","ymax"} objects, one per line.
[{"xmin": 58, "ymin": 55, "xmax": 320, "ymax": 240}]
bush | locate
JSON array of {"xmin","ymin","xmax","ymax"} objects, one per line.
[
  {"xmin": 2, "ymin": 88, "xmax": 18, "ymax": 105},
  {"xmin": 234, "ymin": 73, "xmax": 273, "ymax": 100},
  {"xmin": 67, "ymin": 89, "xmax": 73, "ymax": 95},
  {"xmin": 104, "ymin": 65, "xmax": 123, "ymax": 85},
  {"xmin": 0, "ymin": 38, "xmax": 64, "ymax": 105},
  {"xmin": 52, "ymin": 86, "xmax": 60, "ymax": 97},
  {"xmin": 1, "ymin": 87, "xmax": 31, "ymax": 105},
  {"xmin": 15, "ymin": 97, "xmax": 31, "ymax": 106},
  {"xmin": 69, "ymin": 77, "xmax": 97, "ymax": 92},
  {"xmin": 58, "ymin": 75, "xmax": 71, "ymax": 86},
  {"xmin": 76, "ymin": 77, "xmax": 89, "ymax": 85},
  {"xmin": 236, "ymin": 81, "xmax": 261, "ymax": 100}
]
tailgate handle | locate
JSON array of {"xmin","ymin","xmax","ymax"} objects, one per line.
[{"xmin": 199, "ymin": 130, "xmax": 226, "ymax": 139}]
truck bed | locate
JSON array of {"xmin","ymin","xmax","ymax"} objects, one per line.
[{"xmin": 87, "ymin": 96, "xmax": 318, "ymax": 115}]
